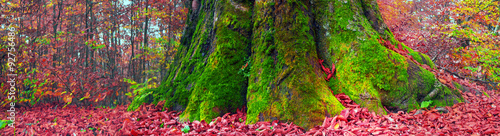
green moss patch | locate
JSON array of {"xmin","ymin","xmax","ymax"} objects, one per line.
[
  {"xmin": 247, "ymin": 0, "xmax": 344, "ymax": 130},
  {"xmin": 180, "ymin": 0, "xmax": 253, "ymax": 122}
]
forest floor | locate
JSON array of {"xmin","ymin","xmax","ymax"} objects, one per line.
[{"xmin": 1, "ymin": 89, "xmax": 499, "ymax": 135}]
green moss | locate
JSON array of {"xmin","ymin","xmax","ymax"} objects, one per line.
[
  {"xmin": 409, "ymin": 51, "xmax": 422, "ymax": 64},
  {"xmin": 127, "ymin": 88, "xmax": 156, "ymax": 111},
  {"xmin": 382, "ymin": 29, "xmax": 436, "ymax": 69},
  {"xmin": 408, "ymin": 49, "xmax": 435, "ymax": 69},
  {"xmin": 129, "ymin": 0, "xmax": 462, "ymax": 131},
  {"xmin": 333, "ymin": 37, "xmax": 404, "ymax": 114},
  {"xmin": 246, "ymin": 0, "xmax": 277, "ymax": 124},
  {"xmin": 180, "ymin": 0, "xmax": 253, "ymax": 122},
  {"xmin": 247, "ymin": 0, "xmax": 344, "ymax": 129},
  {"xmin": 421, "ymin": 52, "xmax": 435, "ymax": 68},
  {"xmin": 130, "ymin": 0, "xmax": 253, "ymax": 120},
  {"xmin": 406, "ymin": 97, "xmax": 420, "ymax": 110},
  {"xmin": 311, "ymin": 0, "xmax": 459, "ymax": 114},
  {"xmin": 321, "ymin": 0, "xmax": 406, "ymax": 114},
  {"xmin": 453, "ymin": 82, "xmax": 463, "ymax": 90},
  {"xmin": 428, "ymin": 85, "xmax": 463, "ymax": 108},
  {"xmin": 144, "ymin": 0, "xmax": 215, "ymax": 111}
]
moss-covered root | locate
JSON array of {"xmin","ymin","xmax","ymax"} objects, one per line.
[
  {"xmin": 246, "ymin": 0, "xmax": 344, "ymax": 130},
  {"xmin": 311, "ymin": 0, "xmax": 463, "ymax": 113},
  {"xmin": 180, "ymin": 0, "xmax": 254, "ymax": 122}
]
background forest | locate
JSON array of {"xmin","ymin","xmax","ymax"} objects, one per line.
[
  {"xmin": 1, "ymin": 0, "xmax": 500, "ymax": 135},
  {"xmin": 0, "ymin": 0, "xmax": 187, "ymax": 108},
  {"xmin": 379, "ymin": 0, "xmax": 500, "ymax": 87}
]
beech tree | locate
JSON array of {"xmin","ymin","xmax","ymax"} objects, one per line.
[{"xmin": 129, "ymin": 0, "xmax": 464, "ymax": 129}]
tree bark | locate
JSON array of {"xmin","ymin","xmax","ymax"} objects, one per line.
[{"xmin": 129, "ymin": 0, "xmax": 464, "ymax": 130}]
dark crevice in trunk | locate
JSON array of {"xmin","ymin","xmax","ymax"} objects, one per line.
[{"xmin": 360, "ymin": 0, "xmax": 388, "ymax": 38}]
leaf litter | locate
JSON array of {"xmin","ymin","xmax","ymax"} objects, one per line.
[{"xmin": 1, "ymin": 89, "xmax": 499, "ymax": 135}]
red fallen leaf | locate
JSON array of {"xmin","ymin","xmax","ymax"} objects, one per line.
[
  {"xmin": 318, "ymin": 59, "xmax": 337, "ymax": 81},
  {"xmin": 319, "ymin": 59, "xmax": 330, "ymax": 72},
  {"xmin": 333, "ymin": 123, "xmax": 340, "ymax": 129},
  {"xmin": 222, "ymin": 126, "xmax": 233, "ymax": 132},
  {"xmin": 345, "ymin": 104, "xmax": 360, "ymax": 108},
  {"xmin": 483, "ymin": 129, "xmax": 495, "ymax": 135},
  {"xmin": 12, "ymin": 87, "xmax": 500, "ymax": 136},
  {"xmin": 120, "ymin": 129, "xmax": 131, "ymax": 135},
  {"xmin": 371, "ymin": 131, "xmax": 382, "ymax": 135},
  {"xmin": 336, "ymin": 94, "xmax": 349, "ymax": 99},
  {"xmin": 271, "ymin": 120, "xmax": 279, "ymax": 126},
  {"xmin": 326, "ymin": 73, "xmax": 333, "ymax": 81},
  {"xmin": 336, "ymin": 115, "xmax": 348, "ymax": 122},
  {"xmin": 247, "ymin": 130, "xmax": 258, "ymax": 135},
  {"xmin": 340, "ymin": 109, "xmax": 350, "ymax": 117},
  {"xmin": 257, "ymin": 125, "xmax": 269, "ymax": 131},
  {"xmin": 207, "ymin": 128, "xmax": 219, "ymax": 133},
  {"xmin": 164, "ymin": 120, "xmax": 176, "ymax": 125},
  {"xmin": 160, "ymin": 112, "xmax": 171, "ymax": 120},
  {"xmin": 322, "ymin": 118, "xmax": 331, "ymax": 127},
  {"xmin": 168, "ymin": 128, "xmax": 182, "ymax": 135},
  {"xmin": 313, "ymin": 131, "xmax": 322, "ymax": 136},
  {"xmin": 139, "ymin": 121, "xmax": 146, "ymax": 126}
]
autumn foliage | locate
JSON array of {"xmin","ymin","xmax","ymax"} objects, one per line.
[
  {"xmin": 378, "ymin": 0, "xmax": 500, "ymax": 89},
  {"xmin": 0, "ymin": 0, "xmax": 499, "ymax": 135},
  {"xmin": 0, "ymin": 0, "xmax": 187, "ymax": 107}
]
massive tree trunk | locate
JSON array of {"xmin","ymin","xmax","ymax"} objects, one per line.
[{"xmin": 128, "ymin": 0, "xmax": 464, "ymax": 129}]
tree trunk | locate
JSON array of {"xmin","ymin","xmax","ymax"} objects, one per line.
[{"xmin": 129, "ymin": 0, "xmax": 464, "ymax": 130}]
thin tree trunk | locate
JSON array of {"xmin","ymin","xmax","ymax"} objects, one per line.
[{"xmin": 143, "ymin": 0, "xmax": 150, "ymax": 83}]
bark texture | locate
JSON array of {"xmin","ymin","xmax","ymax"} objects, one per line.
[{"xmin": 128, "ymin": 0, "xmax": 464, "ymax": 129}]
